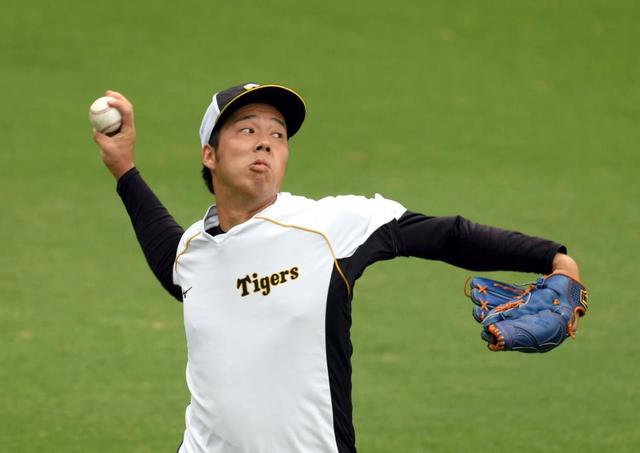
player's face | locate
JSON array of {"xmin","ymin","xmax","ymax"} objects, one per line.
[{"xmin": 203, "ymin": 103, "xmax": 289, "ymax": 204}]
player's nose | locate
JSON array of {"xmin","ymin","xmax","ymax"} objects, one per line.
[{"xmin": 255, "ymin": 139, "xmax": 271, "ymax": 152}]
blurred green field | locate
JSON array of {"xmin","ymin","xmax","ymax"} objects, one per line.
[{"xmin": 1, "ymin": 0, "xmax": 639, "ymax": 451}]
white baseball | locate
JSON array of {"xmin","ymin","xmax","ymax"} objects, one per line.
[{"xmin": 89, "ymin": 96, "xmax": 122, "ymax": 134}]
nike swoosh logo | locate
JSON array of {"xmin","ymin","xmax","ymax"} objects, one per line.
[{"xmin": 182, "ymin": 287, "xmax": 192, "ymax": 298}]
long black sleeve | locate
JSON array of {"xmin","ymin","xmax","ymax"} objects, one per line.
[
  {"xmin": 396, "ymin": 211, "xmax": 565, "ymax": 274},
  {"xmin": 116, "ymin": 168, "xmax": 184, "ymax": 301}
]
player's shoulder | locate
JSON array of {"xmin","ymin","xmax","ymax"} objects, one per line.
[
  {"xmin": 277, "ymin": 192, "xmax": 403, "ymax": 210},
  {"xmin": 272, "ymin": 192, "xmax": 406, "ymax": 224},
  {"xmin": 272, "ymin": 192, "xmax": 317, "ymax": 210},
  {"xmin": 318, "ymin": 194, "xmax": 406, "ymax": 225},
  {"xmin": 182, "ymin": 219, "xmax": 204, "ymax": 236},
  {"xmin": 316, "ymin": 193, "xmax": 406, "ymax": 221},
  {"xmin": 177, "ymin": 218, "xmax": 206, "ymax": 249},
  {"xmin": 269, "ymin": 192, "xmax": 407, "ymax": 258}
]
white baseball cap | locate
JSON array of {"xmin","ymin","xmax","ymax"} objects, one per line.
[{"xmin": 199, "ymin": 83, "xmax": 306, "ymax": 146}]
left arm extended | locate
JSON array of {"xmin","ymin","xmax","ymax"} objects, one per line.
[{"xmin": 395, "ymin": 211, "xmax": 579, "ymax": 279}]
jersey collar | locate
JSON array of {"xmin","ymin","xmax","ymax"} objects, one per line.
[{"xmin": 200, "ymin": 193, "xmax": 285, "ymax": 240}]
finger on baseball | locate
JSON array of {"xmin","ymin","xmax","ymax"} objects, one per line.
[
  {"xmin": 93, "ymin": 128, "xmax": 108, "ymax": 146},
  {"xmin": 105, "ymin": 91, "xmax": 133, "ymax": 116},
  {"xmin": 106, "ymin": 97, "xmax": 135, "ymax": 131},
  {"xmin": 106, "ymin": 97, "xmax": 131, "ymax": 114},
  {"xmin": 105, "ymin": 90, "xmax": 127, "ymax": 102}
]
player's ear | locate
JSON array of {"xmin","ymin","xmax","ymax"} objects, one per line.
[{"xmin": 202, "ymin": 144, "xmax": 217, "ymax": 171}]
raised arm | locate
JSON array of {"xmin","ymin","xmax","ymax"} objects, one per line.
[
  {"xmin": 93, "ymin": 91, "xmax": 184, "ymax": 301},
  {"xmin": 92, "ymin": 90, "xmax": 136, "ymax": 180}
]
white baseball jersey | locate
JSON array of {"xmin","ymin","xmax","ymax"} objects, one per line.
[
  {"xmin": 116, "ymin": 168, "xmax": 563, "ymax": 453},
  {"xmin": 173, "ymin": 192, "xmax": 406, "ymax": 453}
]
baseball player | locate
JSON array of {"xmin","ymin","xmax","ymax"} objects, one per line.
[{"xmin": 93, "ymin": 83, "xmax": 582, "ymax": 453}]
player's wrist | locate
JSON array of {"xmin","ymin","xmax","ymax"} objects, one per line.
[
  {"xmin": 551, "ymin": 253, "xmax": 580, "ymax": 282},
  {"xmin": 109, "ymin": 161, "xmax": 136, "ymax": 180}
]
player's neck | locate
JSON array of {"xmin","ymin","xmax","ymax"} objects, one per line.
[{"xmin": 215, "ymin": 192, "xmax": 278, "ymax": 231}]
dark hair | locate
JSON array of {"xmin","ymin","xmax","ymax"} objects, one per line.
[{"xmin": 202, "ymin": 129, "xmax": 219, "ymax": 194}]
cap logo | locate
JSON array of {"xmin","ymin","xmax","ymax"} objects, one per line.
[{"xmin": 243, "ymin": 83, "xmax": 260, "ymax": 90}]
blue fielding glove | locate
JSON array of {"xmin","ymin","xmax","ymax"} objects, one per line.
[{"xmin": 465, "ymin": 273, "xmax": 589, "ymax": 352}]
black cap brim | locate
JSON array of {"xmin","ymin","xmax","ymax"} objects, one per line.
[{"xmin": 214, "ymin": 84, "xmax": 306, "ymax": 139}]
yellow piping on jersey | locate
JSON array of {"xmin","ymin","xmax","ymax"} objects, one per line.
[
  {"xmin": 255, "ymin": 216, "xmax": 351, "ymax": 296},
  {"xmin": 174, "ymin": 231, "xmax": 203, "ymax": 272}
]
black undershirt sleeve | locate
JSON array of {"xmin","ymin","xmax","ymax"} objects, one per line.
[
  {"xmin": 116, "ymin": 167, "xmax": 184, "ymax": 301},
  {"xmin": 395, "ymin": 211, "xmax": 565, "ymax": 274}
]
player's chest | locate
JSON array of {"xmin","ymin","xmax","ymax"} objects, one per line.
[{"xmin": 178, "ymin": 222, "xmax": 337, "ymax": 323}]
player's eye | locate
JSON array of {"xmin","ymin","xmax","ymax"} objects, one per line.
[
  {"xmin": 271, "ymin": 131, "xmax": 284, "ymax": 139},
  {"xmin": 240, "ymin": 127, "xmax": 254, "ymax": 134}
]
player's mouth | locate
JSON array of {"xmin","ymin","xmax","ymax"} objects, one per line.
[{"xmin": 249, "ymin": 159, "xmax": 270, "ymax": 172}]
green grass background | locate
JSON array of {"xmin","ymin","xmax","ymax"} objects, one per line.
[{"xmin": 1, "ymin": 0, "xmax": 638, "ymax": 451}]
